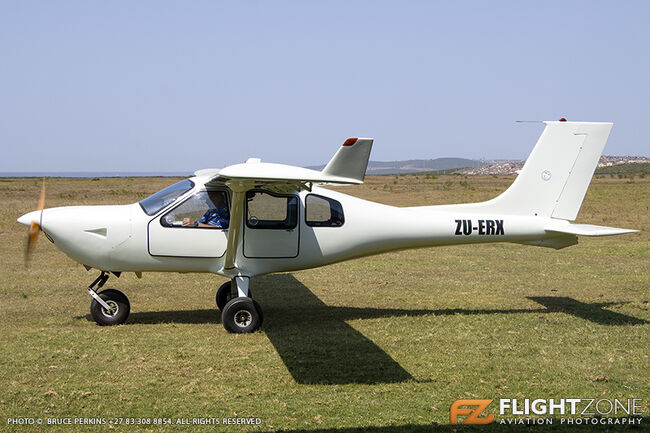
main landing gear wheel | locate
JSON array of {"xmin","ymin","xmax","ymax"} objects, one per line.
[
  {"xmin": 221, "ymin": 297, "xmax": 263, "ymax": 333},
  {"xmin": 90, "ymin": 289, "xmax": 130, "ymax": 326},
  {"xmin": 216, "ymin": 281, "xmax": 252, "ymax": 311}
]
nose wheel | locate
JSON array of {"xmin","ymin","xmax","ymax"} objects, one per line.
[
  {"xmin": 90, "ymin": 289, "xmax": 130, "ymax": 326},
  {"xmin": 86, "ymin": 272, "xmax": 131, "ymax": 326}
]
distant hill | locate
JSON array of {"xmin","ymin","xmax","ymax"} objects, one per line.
[{"xmin": 307, "ymin": 157, "xmax": 487, "ymax": 175}]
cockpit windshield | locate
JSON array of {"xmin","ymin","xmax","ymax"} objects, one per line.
[{"xmin": 139, "ymin": 179, "xmax": 195, "ymax": 216}]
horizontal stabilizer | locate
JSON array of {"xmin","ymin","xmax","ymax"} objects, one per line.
[{"xmin": 546, "ymin": 221, "xmax": 639, "ymax": 237}]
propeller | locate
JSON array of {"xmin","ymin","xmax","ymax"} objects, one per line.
[{"xmin": 25, "ymin": 179, "xmax": 46, "ymax": 267}]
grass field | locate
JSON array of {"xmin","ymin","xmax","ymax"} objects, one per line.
[{"xmin": 0, "ymin": 175, "xmax": 648, "ymax": 432}]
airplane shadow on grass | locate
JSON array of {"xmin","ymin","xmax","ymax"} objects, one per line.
[{"xmin": 80, "ymin": 274, "xmax": 647, "ymax": 385}]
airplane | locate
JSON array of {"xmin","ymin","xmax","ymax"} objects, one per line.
[{"xmin": 17, "ymin": 120, "xmax": 638, "ymax": 333}]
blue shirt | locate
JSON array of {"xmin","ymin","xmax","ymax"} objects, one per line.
[{"xmin": 198, "ymin": 205, "xmax": 230, "ymax": 228}]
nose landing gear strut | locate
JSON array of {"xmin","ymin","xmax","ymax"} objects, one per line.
[{"xmin": 87, "ymin": 272, "xmax": 130, "ymax": 326}]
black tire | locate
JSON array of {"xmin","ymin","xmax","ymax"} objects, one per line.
[
  {"xmin": 216, "ymin": 281, "xmax": 232, "ymax": 311},
  {"xmin": 221, "ymin": 297, "xmax": 263, "ymax": 333},
  {"xmin": 90, "ymin": 289, "xmax": 130, "ymax": 326},
  {"xmin": 216, "ymin": 281, "xmax": 253, "ymax": 311}
]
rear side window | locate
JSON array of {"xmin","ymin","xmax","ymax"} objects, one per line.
[
  {"xmin": 305, "ymin": 194, "xmax": 344, "ymax": 227},
  {"xmin": 246, "ymin": 191, "xmax": 298, "ymax": 229}
]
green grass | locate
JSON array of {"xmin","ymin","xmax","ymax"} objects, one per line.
[{"xmin": 0, "ymin": 176, "xmax": 648, "ymax": 432}]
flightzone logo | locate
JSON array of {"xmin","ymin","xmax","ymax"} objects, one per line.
[
  {"xmin": 450, "ymin": 400, "xmax": 494, "ymax": 425},
  {"xmin": 450, "ymin": 398, "xmax": 644, "ymax": 426}
]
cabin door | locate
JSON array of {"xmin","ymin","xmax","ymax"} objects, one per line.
[
  {"xmin": 243, "ymin": 190, "xmax": 299, "ymax": 258},
  {"xmin": 148, "ymin": 190, "xmax": 229, "ymax": 258}
]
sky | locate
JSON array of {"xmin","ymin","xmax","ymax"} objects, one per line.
[{"xmin": 1, "ymin": 1, "xmax": 649, "ymax": 172}]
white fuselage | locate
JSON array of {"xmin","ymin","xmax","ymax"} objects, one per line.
[
  {"xmin": 30, "ymin": 180, "xmax": 555, "ymax": 279},
  {"xmin": 18, "ymin": 122, "xmax": 635, "ymax": 281}
]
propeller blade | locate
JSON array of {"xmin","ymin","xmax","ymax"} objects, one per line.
[
  {"xmin": 25, "ymin": 179, "xmax": 45, "ymax": 267},
  {"xmin": 37, "ymin": 178, "xmax": 45, "ymax": 210},
  {"xmin": 25, "ymin": 221, "xmax": 40, "ymax": 265}
]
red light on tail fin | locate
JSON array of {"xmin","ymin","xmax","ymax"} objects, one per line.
[
  {"xmin": 559, "ymin": 118, "xmax": 567, "ymax": 122},
  {"xmin": 343, "ymin": 138, "xmax": 358, "ymax": 147}
]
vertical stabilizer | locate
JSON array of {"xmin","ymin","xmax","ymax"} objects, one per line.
[{"xmin": 480, "ymin": 121, "xmax": 612, "ymax": 220}]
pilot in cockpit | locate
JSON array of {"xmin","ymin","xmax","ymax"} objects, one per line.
[{"xmin": 182, "ymin": 192, "xmax": 230, "ymax": 228}]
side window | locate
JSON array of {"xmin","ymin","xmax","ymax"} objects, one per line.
[
  {"xmin": 246, "ymin": 191, "xmax": 298, "ymax": 229},
  {"xmin": 161, "ymin": 190, "xmax": 229, "ymax": 229},
  {"xmin": 305, "ymin": 194, "xmax": 344, "ymax": 227}
]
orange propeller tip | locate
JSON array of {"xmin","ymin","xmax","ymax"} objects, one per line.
[
  {"xmin": 25, "ymin": 179, "xmax": 46, "ymax": 267},
  {"xmin": 37, "ymin": 178, "xmax": 46, "ymax": 211}
]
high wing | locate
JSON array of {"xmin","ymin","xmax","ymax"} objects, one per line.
[
  {"xmin": 202, "ymin": 137, "xmax": 373, "ymax": 190},
  {"xmin": 194, "ymin": 137, "xmax": 373, "ymax": 273}
]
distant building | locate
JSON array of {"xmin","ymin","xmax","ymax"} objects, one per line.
[{"xmin": 460, "ymin": 155, "xmax": 650, "ymax": 175}]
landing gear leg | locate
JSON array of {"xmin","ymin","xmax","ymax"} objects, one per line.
[
  {"xmin": 87, "ymin": 272, "xmax": 130, "ymax": 326},
  {"xmin": 216, "ymin": 278, "xmax": 253, "ymax": 311},
  {"xmin": 221, "ymin": 276, "xmax": 263, "ymax": 333}
]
